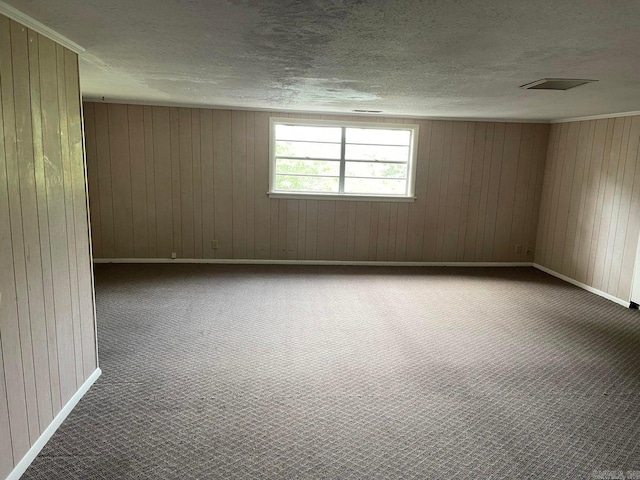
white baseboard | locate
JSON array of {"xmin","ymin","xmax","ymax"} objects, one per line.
[
  {"xmin": 533, "ymin": 263, "xmax": 630, "ymax": 308},
  {"xmin": 7, "ymin": 368, "xmax": 101, "ymax": 480},
  {"xmin": 93, "ymin": 258, "xmax": 533, "ymax": 267}
]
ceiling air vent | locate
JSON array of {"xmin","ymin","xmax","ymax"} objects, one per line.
[
  {"xmin": 520, "ymin": 78, "xmax": 597, "ymax": 90},
  {"xmin": 353, "ymin": 109, "xmax": 382, "ymax": 113}
]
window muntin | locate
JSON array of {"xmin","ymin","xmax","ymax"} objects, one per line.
[{"xmin": 270, "ymin": 118, "xmax": 419, "ymax": 201}]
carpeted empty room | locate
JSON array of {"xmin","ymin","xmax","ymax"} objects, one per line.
[
  {"xmin": 6, "ymin": 2, "xmax": 640, "ymax": 480},
  {"xmin": 21, "ymin": 265, "xmax": 640, "ymax": 479}
]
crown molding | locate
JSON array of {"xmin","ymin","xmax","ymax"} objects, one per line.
[
  {"xmin": 551, "ymin": 110, "xmax": 640, "ymax": 124},
  {"xmin": 0, "ymin": 1, "xmax": 84, "ymax": 54},
  {"xmin": 82, "ymin": 97, "xmax": 551, "ymax": 124}
]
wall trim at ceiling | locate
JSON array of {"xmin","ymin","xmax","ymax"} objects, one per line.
[
  {"xmin": 93, "ymin": 258, "xmax": 534, "ymax": 267},
  {"xmin": 0, "ymin": 1, "xmax": 84, "ymax": 54},
  {"xmin": 551, "ymin": 110, "xmax": 640, "ymax": 124},
  {"xmin": 6, "ymin": 368, "xmax": 101, "ymax": 480},
  {"xmin": 533, "ymin": 263, "xmax": 630, "ymax": 308},
  {"xmin": 82, "ymin": 97, "xmax": 551, "ymax": 124}
]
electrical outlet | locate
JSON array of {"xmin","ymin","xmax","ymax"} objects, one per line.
[
  {"xmin": 525, "ymin": 246, "xmax": 531, "ymax": 255},
  {"xmin": 171, "ymin": 252, "xmax": 177, "ymax": 259},
  {"xmin": 211, "ymin": 240, "xmax": 219, "ymax": 250},
  {"xmin": 515, "ymin": 244, "xmax": 522, "ymax": 254}
]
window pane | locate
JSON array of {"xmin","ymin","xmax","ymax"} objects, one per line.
[
  {"xmin": 345, "ymin": 162, "xmax": 407, "ymax": 179},
  {"xmin": 276, "ymin": 159, "xmax": 340, "ymax": 176},
  {"xmin": 276, "ymin": 175, "xmax": 339, "ymax": 193},
  {"xmin": 276, "ymin": 140, "xmax": 341, "ymax": 159},
  {"xmin": 344, "ymin": 178, "xmax": 407, "ymax": 195},
  {"xmin": 346, "ymin": 128, "xmax": 411, "ymax": 146},
  {"xmin": 275, "ymin": 124, "xmax": 342, "ymax": 143},
  {"xmin": 345, "ymin": 144, "xmax": 409, "ymax": 162}
]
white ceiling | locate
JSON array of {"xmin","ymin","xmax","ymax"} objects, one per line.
[{"xmin": 8, "ymin": 0, "xmax": 640, "ymax": 120}]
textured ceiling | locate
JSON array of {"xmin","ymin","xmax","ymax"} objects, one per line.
[{"xmin": 8, "ymin": 0, "xmax": 640, "ymax": 120}]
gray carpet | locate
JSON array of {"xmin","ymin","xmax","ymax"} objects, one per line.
[{"xmin": 22, "ymin": 265, "xmax": 640, "ymax": 479}]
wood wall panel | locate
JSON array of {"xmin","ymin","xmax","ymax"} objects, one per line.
[
  {"xmin": 536, "ymin": 117, "xmax": 640, "ymax": 301},
  {"xmin": 0, "ymin": 15, "xmax": 98, "ymax": 478},
  {"xmin": 85, "ymin": 102, "xmax": 549, "ymax": 264}
]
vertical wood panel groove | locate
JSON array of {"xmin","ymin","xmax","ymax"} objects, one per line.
[
  {"xmin": 84, "ymin": 103, "xmax": 549, "ymax": 266},
  {"xmin": 1, "ymin": 14, "xmax": 98, "ymax": 475},
  {"xmin": 536, "ymin": 116, "xmax": 640, "ymax": 300}
]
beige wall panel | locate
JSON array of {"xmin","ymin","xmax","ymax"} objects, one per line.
[
  {"xmin": 107, "ymin": 103, "xmax": 134, "ymax": 258},
  {"xmin": 510, "ymin": 124, "xmax": 533, "ymax": 262},
  {"xmin": 387, "ymin": 203, "xmax": 398, "ymax": 261},
  {"xmin": 151, "ymin": 107, "xmax": 172, "ymax": 258},
  {"xmin": 231, "ymin": 110, "xmax": 247, "ymax": 259},
  {"xmin": 143, "ymin": 106, "xmax": 157, "ymax": 257},
  {"xmin": 304, "ymin": 200, "xmax": 318, "ymax": 260},
  {"xmin": 27, "ymin": 30, "xmax": 62, "ymax": 415},
  {"xmin": 40, "ymin": 35, "xmax": 77, "ymax": 405},
  {"xmin": 608, "ymin": 117, "xmax": 640, "ymax": 294},
  {"xmin": 528, "ymin": 125, "xmax": 549, "ymax": 255},
  {"xmin": 84, "ymin": 103, "xmax": 101, "ymax": 257},
  {"xmin": 0, "ymin": 340, "xmax": 13, "ymax": 478},
  {"xmin": 84, "ymin": 103, "xmax": 549, "ymax": 264},
  {"xmin": 317, "ymin": 201, "xmax": 336, "ymax": 260},
  {"xmin": 536, "ymin": 116, "xmax": 640, "ymax": 301},
  {"xmin": 0, "ymin": 13, "xmax": 98, "ymax": 474},
  {"xmin": 422, "ymin": 120, "xmax": 445, "ymax": 260},
  {"xmin": 481, "ymin": 123, "xmax": 504, "ymax": 261},
  {"xmin": 11, "ymin": 21, "xmax": 55, "ymax": 432},
  {"xmin": 376, "ymin": 202, "xmax": 390, "ymax": 261},
  {"xmin": 178, "ymin": 108, "xmax": 194, "ymax": 258},
  {"xmin": 0, "ymin": 17, "xmax": 31, "ymax": 461},
  {"xmin": 277, "ymin": 199, "xmax": 287, "ymax": 260},
  {"xmin": 245, "ymin": 112, "xmax": 256, "ymax": 258},
  {"xmin": 200, "ymin": 109, "xmax": 214, "ymax": 259},
  {"xmin": 405, "ymin": 120, "xmax": 431, "ymax": 260},
  {"xmin": 564, "ymin": 121, "xmax": 591, "ymax": 276},
  {"xmin": 441, "ymin": 122, "xmax": 467, "ymax": 261},
  {"xmin": 368, "ymin": 203, "xmax": 380, "ymax": 261},
  {"xmin": 191, "ymin": 110, "xmax": 203, "ymax": 258},
  {"xmin": 494, "ymin": 123, "xmax": 521, "ymax": 262},
  {"xmin": 55, "ymin": 43, "xmax": 84, "ymax": 391},
  {"xmin": 127, "ymin": 105, "xmax": 149, "ymax": 258},
  {"xmin": 575, "ymin": 120, "xmax": 607, "ymax": 283},
  {"xmin": 285, "ymin": 200, "xmax": 298, "ymax": 260},
  {"xmin": 333, "ymin": 201, "xmax": 349, "ymax": 260},
  {"xmin": 2, "ymin": 18, "xmax": 42, "ymax": 444},
  {"xmin": 64, "ymin": 50, "xmax": 96, "ymax": 377},
  {"xmin": 463, "ymin": 123, "xmax": 487, "ymax": 261},
  {"xmin": 253, "ymin": 112, "xmax": 270, "ymax": 259},
  {"xmin": 592, "ymin": 118, "xmax": 625, "ymax": 289},
  {"xmin": 618, "ymin": 120, "xmax": 640, "ymax": 299},
  {"xmin": 169, "ymin": 108, "xmax": 181, "ymax": 256},
  {"xmin": 212, "ymin": 110, "xmax": 233, "ymax": 258},
  {"xmin": 474, "ymin": 123, "xmax": 495, "ymax": 261},
  {"xmin": 600, "ymin": 118, "xmax": 632, "ymax": 291},
  {"xmin": 93, "ymin": 103, "xmax": 115, "ymax": 257}
]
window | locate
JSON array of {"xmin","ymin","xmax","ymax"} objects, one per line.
[{"xmin": 269, "ymin": 118, "xmax": 419, "ymax": 201}]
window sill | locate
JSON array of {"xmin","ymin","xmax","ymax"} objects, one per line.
[{"xmin": 267, "ymin": 192, "xmax": 417, "ymax": 202}]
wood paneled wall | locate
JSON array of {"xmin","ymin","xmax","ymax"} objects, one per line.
[
  {"xmin": 84, "ymin": 103, "xmax": 549, "ymax": 263},
  {"xmin": 536, "ymin": 117, "xmax": 640, "ymax": 301},
  {"xmin": 0, "ymin": 15, "xmax": 97, "ymax": 478}
]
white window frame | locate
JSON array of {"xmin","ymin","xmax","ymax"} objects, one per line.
[{"xmin": 268, "ymin": 117, "xmax": 419, "ymax": 202}]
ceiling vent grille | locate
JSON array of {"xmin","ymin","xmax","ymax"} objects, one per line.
[{"xmin": 520, "ymin": 78, "xmax": 597, "ymax": 90}]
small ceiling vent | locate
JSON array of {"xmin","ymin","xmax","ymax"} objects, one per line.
[
  {"xmin": 520, "ymin": 78, "xmax": 597, "ymax": 90},
  {"xmin": 353, "ymin": 109, "xmax": 382, "ymax": 113}
]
